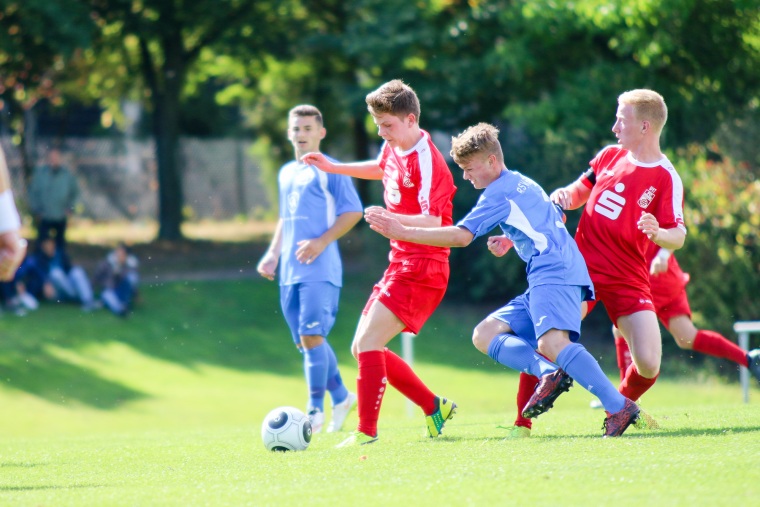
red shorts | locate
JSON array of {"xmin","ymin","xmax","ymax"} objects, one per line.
[
  {"xmin": 586, "ymin": 283, "xmax": 656, "ymax": 327},
  {"xmin": 363, "ymin": 257, "xmax": 449, "ymax": 334},
  {"xmin": 655, "ymin": 287, "xmax": 692, "ymax": 327}
]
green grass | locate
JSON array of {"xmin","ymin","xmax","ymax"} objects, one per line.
[{"xmin": 0, "ymin": 277, "xmax": 759, "ymax": 506}]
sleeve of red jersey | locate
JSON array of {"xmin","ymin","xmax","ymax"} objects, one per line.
[{"xmin": 652, "ymin": 167, "xmax": 687, "ymax": 232}]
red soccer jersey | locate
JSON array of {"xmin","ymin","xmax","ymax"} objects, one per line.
[
  {"xmin": 575, "ymin": 145, "xmax": 686, "ymax": 292},
  {"xmin": 646, "ymin": 243, "xmax": 690, "ymax": 306},
  {"xmin": 377, "ymin": 130, "xmax": 456, "ymax": 263}
]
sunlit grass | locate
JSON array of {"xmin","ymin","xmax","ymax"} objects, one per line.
[{"xmin": 0, "ymin": 278, "xmax": 758, "ymax": 506}]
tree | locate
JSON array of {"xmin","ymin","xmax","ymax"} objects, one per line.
[
  {"xmin": 0, "ymin": 0, "xmax": 94, "ymax": 178},
  {"xmin": 87, "ymin": 0, "xmax": 298, "ymax": 240}
]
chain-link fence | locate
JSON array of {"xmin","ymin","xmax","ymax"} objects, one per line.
[{"xmin": 2, "ymin": 136, "xmax": 273, "ymax": 221}]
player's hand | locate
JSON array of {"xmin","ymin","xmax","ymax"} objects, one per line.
[
  {"xmin": 256, "ymin": 252, "xmax": 278, "ymax": 281},
  {"xmin": 649, "ymin": 255, "xmax": 668, "ymax": 275},
  {"xmin": 0, "ymin": 231, "xmax": 26, "ymax": 281},
  {"xmin": 550, "ymin": 187, "xmax": 572, "ymax": 210},
  {"xmin": 637, "ymin": 212, "xmax": 660, "ymax": 240},
  {"xmin": 296, "ymin": 238, "xmax": 326, "ymax": 265},
  {"xmin": 487, "ymin": 235, "xmax": 514, "ymax": 257},
  {"xmin": 301, "ymin": 152, "xmax": 332, "ymax": 171},
  {"xmin": 365, "ymin": 206, "xmax": 405, "ymax": 240}
]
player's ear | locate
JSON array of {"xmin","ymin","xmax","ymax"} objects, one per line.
[{"xmin": 319, "ymin": 127, "xmax": 327, "ymax": 140}]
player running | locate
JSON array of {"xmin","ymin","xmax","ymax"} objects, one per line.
[
  {"xmin": 0, "ymin": 145, "xmax": 26, "ymax": 281},
  {"xmin": 303, "ymin": 80, "xmax": 458, "ymax": 446},
  {"xmin": 257, "ymin": 105, "xmax": 362, "ymax": 434},
  {"xmin": 367, "ymin": 122, "xmax": 640, "ymax": 437},
  {"xmin": 507, "ymin": 89, "xmax": 686, "ymax": 436}
]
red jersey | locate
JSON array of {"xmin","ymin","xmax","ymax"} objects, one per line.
[
  {"xmin": 646, "ymin": 243, "xmax": 690, "ymax": 307},
  {"xmin": 377, "ymin": 130, "xmax": 456, "ymax": 263},
  {"xmin": 575, "ymin": 145, "xmax": 686, "ymax": 292}
]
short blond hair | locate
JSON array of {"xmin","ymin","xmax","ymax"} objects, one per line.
[
  {"xmin": 450, "ymin": 123, "xmax": 504, "ymax": 166},
  {"xmin": 618, "ymin": 89, "xmax": 668, "ymax": 133},
  {"xmin": 365, "ymin": 80, "xmax": 421, "ymax": 122}
]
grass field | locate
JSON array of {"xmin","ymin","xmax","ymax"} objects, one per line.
[{"xmin": 0, "ymin": 274, "xmax": 759, "ymax": 506}]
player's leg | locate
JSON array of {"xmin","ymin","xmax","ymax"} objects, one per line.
[
  {"xmin": 616, "ymin": 310, "xmax": 661, "ymax": 401},
  {"xmin": 296, "ymin": 282, "xmax": 345, "ymax": 433},
  {"xmin": 344, "ymin": 299, "xmax": 405, "ymax": 442},
  {"xmin": 611, "ymin": 325, "xmax": 633, "ymax": 381}
]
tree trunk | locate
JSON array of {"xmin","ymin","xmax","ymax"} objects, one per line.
[{"xmin": 153, "ymin": 34, "xmax": 185, "ymax": 241}]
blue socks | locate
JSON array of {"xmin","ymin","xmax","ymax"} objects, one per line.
[
  {"xmin": 488, "ymin": 333, "xmax": 557, "ymax": 378},
  {"xmin": 556, "ymin": 342, "xmax": 626, "ymax": 413},
  {"xmin": 304, "ymin": 341, "xmax": 348, "ymax": 411}
]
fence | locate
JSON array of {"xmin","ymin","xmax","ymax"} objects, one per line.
[{"xmin": 2, "ymin": 137, "xmax": 273, "ymax": 221}]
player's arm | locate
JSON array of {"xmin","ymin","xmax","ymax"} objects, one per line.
[
  {"xmin": 300, "ymin": 152, "xmax": 383, "ymax": 180},
  {"xmin": 649, "ymin": 247, "xmax": 672, "ymax": 275},
  {"xmin": 638, "ymin": 213, "xmax": 686, "ymax": 251},
  {"xmin": 550, "ymin": 173, "xmax": 593, "ymax": 210},
  {"xmin": 366, "ymin": 208, "xmax": 473, "ymax": 247},
  {"xmin": 0, "ymin": 146, "xmax": 27, "ymax": 281},
  {"xmin": 363, "ymin": 205, "xmax": 442, "ymax": 228},
  {"xmin": 295, "ymin": 211, "xmax": 362, "ymax": 265},
  {"xmin": 487, "ymin": 235, "xmax": 514, "ymax": 257},
  {"xmin": 257, "ymin": 219, "xmax": 283, "ymax": 281}
]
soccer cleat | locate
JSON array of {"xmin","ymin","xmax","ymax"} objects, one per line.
[
  {"xmin": 602, "ymin": 398, "xmax": 640, "ymax": 437},
  {"xmin": 522, "ymin": 369, "xmax": 573, "ymax": 419},
  {"xmin": 307, "ymin": 408, "xmax": 324, "ymax": 434},
  {"xmin": 747, "ymin": 349, "xmax": 760, "ymax": 383},
  {"xmin": 501, "ymin": 425, "xmax": 531, "ymax": 439},
  {"xmin": 327, "ymin": 392, "xmax": 357, "ymax": 433},
  {"xmin": 336, "ymin": 430, "xmax": 378, "ymax": 448},
  {"xmin": 425, "ymin": 397, "xmax": 457, "ymax": 437},
  {"xmin": 589, "ymin": 399, "xmax": 604, "ymax": 409}
]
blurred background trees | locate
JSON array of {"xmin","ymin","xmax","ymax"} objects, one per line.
[{"xmin": 1, "ymin": 0, "xmax": 758, "ymax": 331}]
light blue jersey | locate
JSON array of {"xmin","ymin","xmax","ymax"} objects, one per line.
[
  {"xmin": 457, "ymin": 169, "xmax": 593, "ymax": 296},
  {"xmin": 278, "ymin": 157, "xmax": 362, "ymax": 287}
]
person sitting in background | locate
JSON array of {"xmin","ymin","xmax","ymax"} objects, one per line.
[
  {"xmin": 94, "ymin": 242, "xmax": 139, "ymax": 317},
  {"xmin": 14, "ymin": 236, "xmax": 95, "ymax": 312}
]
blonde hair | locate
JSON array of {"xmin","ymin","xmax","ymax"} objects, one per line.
[
  {"xmin": 450, "ymin": 123, "xmax": 504, "ymax": 166},
  {"xmin": 365, "ymin": 80, "xmax": 421, "ymax": 122},
  {"xmin": 618, "ymin": 89, "xmax": 668, "ymax": 133}
]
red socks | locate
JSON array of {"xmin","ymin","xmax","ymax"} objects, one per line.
[
  {"xmin": 618, "ymin": 363, "xmax": 658, "ymax": 401},
  {"xmin": 356, "ymin": 348, "xmax": 438, "ymax": 437},
  {"xmin": 356, "ymin": 350, "xmax": 387, "ymax": 438},
  {"xmin": 615, "ymin": 336, "xmax": 633, "ymax": 382},
  {"xmin": 693, "ymin": 330, "xmax": 749, "ymax": 367},
  {"xmin": 514, "ymin": 372, "xmax": 538, "ymax": 429},
  {"xmin": 384, "ymin": 348, "xmax": 437, "ymax": 415}
]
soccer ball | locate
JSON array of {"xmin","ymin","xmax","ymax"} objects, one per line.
[{"xmin": 261, "ymin": 406, "xmax": 312, "ymax": 452}]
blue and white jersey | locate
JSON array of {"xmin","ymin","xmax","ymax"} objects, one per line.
[
  {"xmin": 278, "ymin": 156, "xmax": 362, "ymax": 287},
  {"xmin": 457, "ymin": 170, "xmax": 593, "ymax": 296}
]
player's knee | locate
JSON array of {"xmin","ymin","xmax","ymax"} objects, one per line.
[{"xmin": 471, "ymin": 327, "xmax": 491, "ymax": 354}]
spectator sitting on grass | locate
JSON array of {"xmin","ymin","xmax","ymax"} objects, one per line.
[
  {"xmin": 12, "ymin": 236, "xmax": 96, "ymax": 312},
  {"xmin": 94, "ymin": 242, "xmax": 139, "ymax": 317}
]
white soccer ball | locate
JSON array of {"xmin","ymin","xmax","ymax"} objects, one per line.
[{"xmin": 261, "ymin": 406, "xmax": 312, "ymax": 452}]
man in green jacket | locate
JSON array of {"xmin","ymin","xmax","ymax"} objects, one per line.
[{"xmin": 28, "ymin": 147, "xmax": 80, "ymax": 251}]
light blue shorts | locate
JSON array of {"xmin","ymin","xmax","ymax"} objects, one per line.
[
  {"xmin": 488, "ymin": 284, "xmax": 585, "ymax": 349},
  {"xmin": 280, "ymin": 281, "xmax": 340, "ymax": 346}
]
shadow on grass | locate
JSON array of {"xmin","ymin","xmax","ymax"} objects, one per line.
[{"xmin": 0, "ymin": 484, "xmax": 104, "ymax": 491}]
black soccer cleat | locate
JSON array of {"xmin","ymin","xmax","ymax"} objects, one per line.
[
  {"xmin": 747, "ymin": 349, "xmax": 760, "ymax": 384},
  {"xmin": 522, "ymin": 369, "xmax": 573, "ymax": 419}
]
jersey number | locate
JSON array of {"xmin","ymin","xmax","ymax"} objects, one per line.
[{"xmin": 594, "ymin": 190, "xmax": 625, "ymax": 220}]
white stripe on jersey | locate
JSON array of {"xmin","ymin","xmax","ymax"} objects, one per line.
[
  {"xmin": 660, "ymin": 157, "xmax": 686, "ymax": 233},
  {"xmin": 506, "ymin": 200, "xmax": 548, "ymax": 253},
  {"xmin": 316, "ymin": 169, "xmax": 336, "ymax": 228},
  {"xmin": 417, "ymin": 135, "xmax": 433, "ymax": 215}
]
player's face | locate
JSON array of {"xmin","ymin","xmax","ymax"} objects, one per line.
[
  {"xmin": 459, "ymin": 153, "xmax": 499, "ymax": 189},
  {"xmin": 612, "ymin": 103, "xmax": 644, "ymax": 151},
  {"xmin": 288, "ymin": 116, "xmax": 326, "ymax": 159},
  {"xmin": 372, "ymin": 112, "xmax": 414, "ymax": 149}
]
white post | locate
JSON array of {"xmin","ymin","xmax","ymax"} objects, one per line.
[
  {"xmin": 733, "ymin": 321, "xmax": 760, "ymax": 403},
  {"xmin": 401, "ymin": 332, "xmax": 416, "ymax": 418}
]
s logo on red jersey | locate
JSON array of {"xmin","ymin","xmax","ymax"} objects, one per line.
[{"xmin": 594, "ymin": 183, "xmax": 626, "ymax": 220}]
